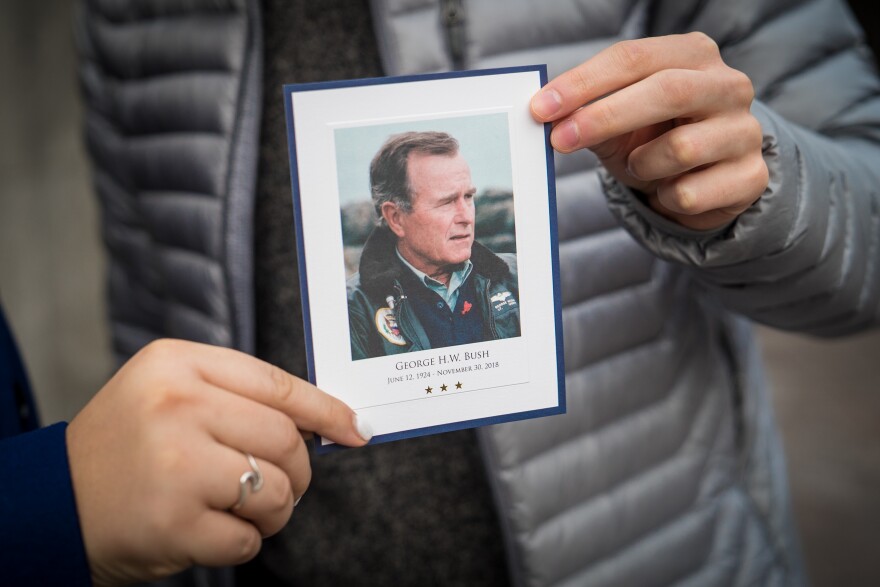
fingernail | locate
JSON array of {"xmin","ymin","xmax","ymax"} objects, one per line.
[
  {"xmin": 553, "ymin": 119, "xmax": 580, "ymax": 152},
  {"xmin": 354, "ymin": 413, "xmax": 373, "ymax": 443},
  {"xmin": 625, "ymin": 161, "xmax": 639, "ymax": 180},
  {"xmin": 532, "ymin": 88, "xmax": 562, "ymax": 119},
  {"xmin": 294, "ymin": 492, "xmax": 304, "ymax": 508}
]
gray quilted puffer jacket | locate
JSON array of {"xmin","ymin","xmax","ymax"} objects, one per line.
[{"xmin": 77, "ymin": 0, "xmax": 880, "ymax": 586}]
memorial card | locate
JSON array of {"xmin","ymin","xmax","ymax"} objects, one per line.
[{"xmin": 283, "ymin": 65, "xmax": 565, "ymax": 451}]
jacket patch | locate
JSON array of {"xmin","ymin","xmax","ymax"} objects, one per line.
[
  {"xmin": 491, "ymin": 291, "xmax": 518, "ymax": 313},
  {"xmin": 375, "ymin": 307, "xmax": 407, "ymax": 346}
]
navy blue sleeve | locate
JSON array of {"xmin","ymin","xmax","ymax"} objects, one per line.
[
  {"xmin": 0, "ymin": 422, "xmax": 92, "ymax": 586},
  {"xmin": 0, "ymin": 305, "xmax": 39, "ymax": 437}
]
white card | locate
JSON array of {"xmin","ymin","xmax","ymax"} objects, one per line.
[{"xmin": 283, "ymin": 66, "xmax": 565, "ymax": 451}]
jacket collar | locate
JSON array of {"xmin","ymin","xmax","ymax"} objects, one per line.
[{"xmin": 358, "ymin": 226, "xmax": 510, "ymax": 297}]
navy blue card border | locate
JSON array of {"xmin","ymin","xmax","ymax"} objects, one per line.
[{"xmin": 282, "ymin": 65, "xmax": 566, "ymax": 454}]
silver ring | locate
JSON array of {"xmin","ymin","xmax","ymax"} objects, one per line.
[{"xmin": 231, "ymin": 453, "xmax": 263, "ymax": 511}]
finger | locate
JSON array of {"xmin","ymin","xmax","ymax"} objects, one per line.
[
  {"xmin": 171, "ymin": 341, "xmax": 372, "ymax": 446},
  {"xmin": 651, "ymin": 154, "xmax": 768, "ymax": 226},
  {"xmin": 531, "ymin": 32, "xmax": 722, "ymax": 121},
  {"xmin": 184, "ymin": 510, "xmax": 263, "ymax": 567},
  {"xmin": 211, "ymin": 451, "xmax": 298, "ymax": 538},
  {"xmin": 626, "ymin": 114, "xmax": 763, "ymax": 181},
  {"xmin": 550, "ymin": 67, "xmax": 744, "ymax": 152},
  {"xmin": 197, "ymin": 384, "xmax": 311, "ymax": 498}
]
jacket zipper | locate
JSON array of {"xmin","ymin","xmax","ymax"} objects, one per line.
[
  {"xmin": 392, "ymin": 283, "xmax": 420, "ymax": 348},
  {"xmin": 483, "ymin": 279, "xmax": 500, "ymax": 340}
]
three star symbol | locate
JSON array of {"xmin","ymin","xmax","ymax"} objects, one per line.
[{"xmin": 426, "ymin": 382, "xmax": 464, "ymax": 394}]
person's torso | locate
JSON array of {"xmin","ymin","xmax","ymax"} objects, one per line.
[{"xmin": 77, "ymin": 0, "xmax": 802, "ymax": 585}]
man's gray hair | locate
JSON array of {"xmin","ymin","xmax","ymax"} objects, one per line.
[{"xmin": 369, "ymin": 131, "xmax": 460, "ymax": 222}]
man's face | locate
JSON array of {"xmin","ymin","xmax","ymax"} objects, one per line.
[{"xmin": 385, "ymin": 152, "xmax": 476, "ymax": 278}]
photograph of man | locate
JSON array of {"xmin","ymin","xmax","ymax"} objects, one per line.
[{"xmin": 347, "ymin": 131, "xmax": 521, "ymax": 360}]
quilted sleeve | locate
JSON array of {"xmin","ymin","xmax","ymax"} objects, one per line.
[{"xmin": 604, "ymin": 0, "xmax": 880, "ymax": 336}]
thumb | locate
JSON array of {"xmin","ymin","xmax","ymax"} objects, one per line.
[
  {"xmin": 180, "ymin": 342, "xmax": 374, "ymax": 447},
  {"xmin": 284, "ymin": 379, "xmax": 374, "ymax": 447}
]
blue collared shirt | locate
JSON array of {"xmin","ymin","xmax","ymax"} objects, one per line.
[{"xmin": 396, "ymin": 248, "xmax": 473, "ymax": 310}]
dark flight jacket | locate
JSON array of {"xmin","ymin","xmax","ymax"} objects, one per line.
[{"xmin": 347, "ymin": 226, "xmax": 520, "ymax": 360}]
